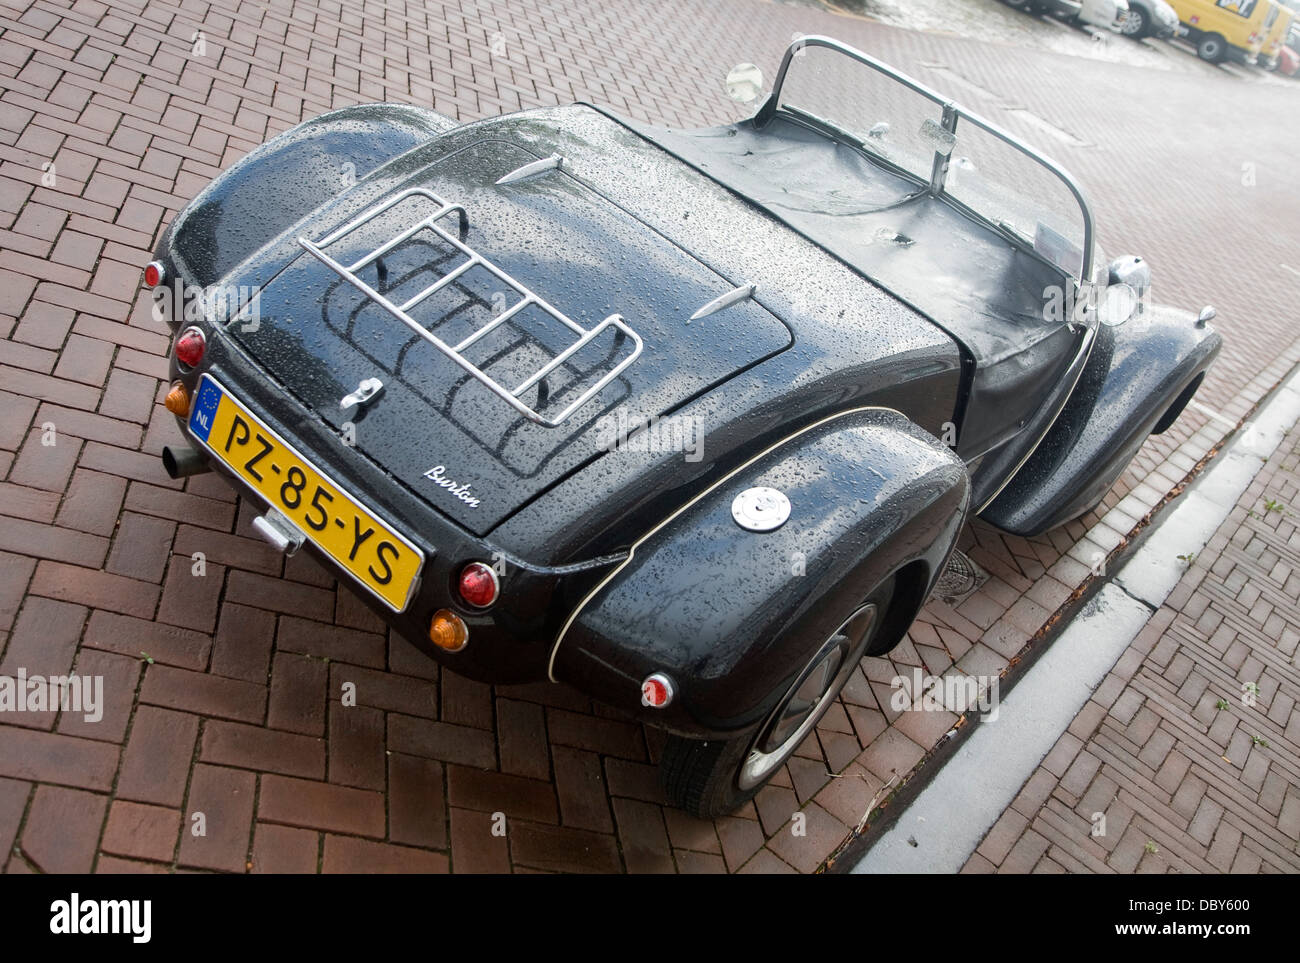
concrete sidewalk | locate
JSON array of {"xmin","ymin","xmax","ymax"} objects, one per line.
[{"xmin": 961, "ymin": 411, "xmax": 1300, "ymax": 873}]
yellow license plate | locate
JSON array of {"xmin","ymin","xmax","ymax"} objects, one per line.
[{"xmin": 188, "ymin": 375, "xmax": 423, "ymax": 611}]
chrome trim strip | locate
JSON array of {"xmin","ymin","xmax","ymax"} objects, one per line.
[
  {"xmin": 495, "ymin": 152, "xmax": 565, "ymax": 185},
  {"xmin": 546, "ymin": 405, "xmax": 900, "ymax": 682},
  {"xmin": 689, "ymin": 282, "xmax": 757, "ymax": 322}
]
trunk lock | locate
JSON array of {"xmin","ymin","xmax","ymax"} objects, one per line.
[
  {"xmin": 339, "ymin": 378, "xmax": 384, "ymax": 412},
  {"xmin": 251, "ymin": 507, "xmax": 306, "ymax": 556}
]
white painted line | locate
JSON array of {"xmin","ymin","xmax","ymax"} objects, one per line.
[
  {"xmin": 1002, "ymin": 107, "xmax": 1089, "ymax": 148},
  {"xmin": 1188, "ymin": 399, "xmax": 1238, "ymax": 428},
  {"xmin": 1281, "ymin": 263, "xmax": 1300, "ymax": 279},
  {"xmin": 852, "ymin": 365, "xmax": 1300, "ymax": 873},
  {"xmin": 922, "ymin": 65, "xmax": 999, "ymax": 101}
]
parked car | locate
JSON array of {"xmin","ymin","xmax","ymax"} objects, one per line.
[
  {"xmin": 1165, "ymin": 0, "xmax": 1281, "ymax": 62},
  {"xmin": 1002, "ymin": 0, "xmax": 1087, "ymax": 19},
  {"xmin": 1003, "ymin": 0, "xmax": 1131, "ymax": 28},
  {"xmin": 1077, "ymin": 0, "xmax": 1132, "ymax": 30},
  {"xmin": 149, "ymin": 35, "xmax": 1221, "ymax": 817},
  {"xmin": 1279, "ymin": 40, "xmax": 1299, "ymax": 72},
  {"xmin": 1282, "ymin": 0, "xmax": 1300, "ymax": 67},
  {"xmin": 1121, "ymin": 0, "xmax": 1183, "ymax": 36},
  {"xmin": 1260, "ymin": 3, "xmax": 1296, "ymax": 66}
]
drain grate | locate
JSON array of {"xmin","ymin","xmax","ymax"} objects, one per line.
[{"xmin": 933, "ymin": 549, "xmax": 989, "ymax": 606}]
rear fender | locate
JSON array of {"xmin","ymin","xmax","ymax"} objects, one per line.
[
  {"xmin": 981, "ymin": 303, "xmax": 1222, "ymax": 536},
  {"xmin": 158, "ymin": 103, "xmax": 457, "ymax": 291},
  {"xmin": 550, "ymin": 408, "xmax": 969, "ymax": 739}
]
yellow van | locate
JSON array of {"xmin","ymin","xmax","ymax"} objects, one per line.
[
  {"xmin": 1261, "ymin": 4, "xmax": 1296, "ymax": 67},
  {"xmin": 1165, "ymin": 0, "xmax": 1281, "ymax": 62}
]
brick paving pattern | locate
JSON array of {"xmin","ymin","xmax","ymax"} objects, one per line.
[
  {"xmin": 0, "ymin": 0, "xmax": 1297, "ymax": 872},
  {"xmin": 964, "ymin": 415, "xmax": 1300, "ymax": 874}
]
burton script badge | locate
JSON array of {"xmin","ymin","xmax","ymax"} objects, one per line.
[{"xmin": 423, "ymin": 465, "xmax": 481, "ymax": 508}]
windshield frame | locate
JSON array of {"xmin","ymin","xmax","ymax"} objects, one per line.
[{"xmin": 753, "ymin": 35, "xmax": 1095, "ymax": 282}]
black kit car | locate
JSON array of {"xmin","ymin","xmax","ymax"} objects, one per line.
[{"xmin": 150, "ymin": 36, "xmax": 1220, "ymax": 816}]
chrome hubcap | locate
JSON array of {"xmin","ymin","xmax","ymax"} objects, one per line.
[
  {"xmin": 738, "ymin": 601, "xmax": 880, "ymax": 790},
  {"xmin": 1121, "ymin": 12, "xmax": 1143, "ymax": 34}
]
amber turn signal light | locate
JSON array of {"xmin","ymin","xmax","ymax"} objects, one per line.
[
  {"xmin": 429, "ymin": 608, "xmax": 468, "ymax": 652},
  {"xmin": 164, "ymin": 381, "xmax": 190, "ymax": 417}
]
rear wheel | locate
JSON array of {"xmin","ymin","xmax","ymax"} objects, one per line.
[
  {"xmin": 660, "ymin": 574, "xmax": 898, "ymax": 818},
  {"xmin": 1197, "ymin": 34, "xmax": 1227, "ymax": 62}
]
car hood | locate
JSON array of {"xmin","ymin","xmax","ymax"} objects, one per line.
[{"xmin": 227, "ymin": 134, "xmax": 793, "ymax": 535}]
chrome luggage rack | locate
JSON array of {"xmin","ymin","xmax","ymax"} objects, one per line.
[{"xmin": 298, "ymin": 187, "xmax": 643, "ymax": 427}]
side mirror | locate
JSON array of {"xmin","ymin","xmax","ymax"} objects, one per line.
[
  {"xmin": 1197, "ymin": 306, "xmax": 1216, "ymax": 328},
  {"xmin": 1108, "ymin": 255, "xmax": 1151, "ymax": 298}
]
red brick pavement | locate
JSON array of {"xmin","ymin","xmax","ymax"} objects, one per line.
[
  {"xmin": 964, "ymin": 412, "xmax": 1300, "ymax": 874},
  {"xmin": 0, "ymin": 0, "xmax": 1297, "ymax": 873}
]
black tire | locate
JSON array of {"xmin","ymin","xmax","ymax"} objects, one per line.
[
  {"xmin": 660, "ymin": 574, "xmax": 900, "ymax": 818},
  {"xmin": 1197, "ymin": 34, "xmax": 1227, "ymax": 62},
  {"xmin": 1120, "ymin": 7, "xmax": 1148, "ymax": 38}
]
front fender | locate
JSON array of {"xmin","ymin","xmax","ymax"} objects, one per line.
[
  {"xmin": 981, "ymin": 302, "xmax": 1222, "ymax": 536},
  {"xmin": 550, "ymin": 408, "xmax": 969, "ymax": 739}
]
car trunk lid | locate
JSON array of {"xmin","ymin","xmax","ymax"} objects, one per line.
[{"xmin": 227, "ymin": 138, "xmax": 792, "ymax": 535}]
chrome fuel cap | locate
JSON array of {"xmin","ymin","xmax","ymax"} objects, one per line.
[{"xmin": 731, "ymin": 486, "xmax": 791, "ymax": 532}]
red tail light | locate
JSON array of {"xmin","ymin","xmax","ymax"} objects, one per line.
[
  {"xmin": 641, "ymin": 673, "xmax": 674, "ymax": 708},
  {"xmin": 174, "ymin": 326, "xmax": 206, "ymax": 368},
  {"xmin": 457, "ymin": 562, "xmax": 499, "ymax": 608},
  {"xmin": 144, "ymin": 261, "xmax": 165, "ymax": 288}
]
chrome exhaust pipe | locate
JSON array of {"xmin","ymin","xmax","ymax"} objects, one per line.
[{"xmin": 162, "ymin": 444, "xmax": 211, "ymax": 479}]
